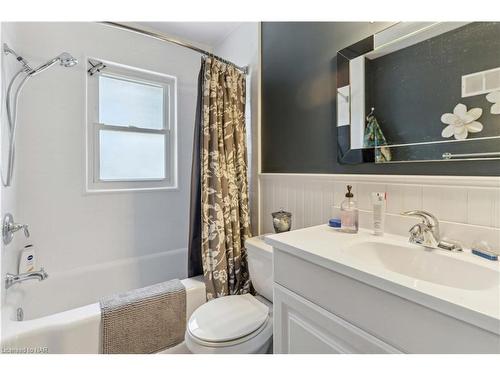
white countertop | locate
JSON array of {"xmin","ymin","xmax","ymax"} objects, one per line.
[{"xmin": 265, "ymin": 225, "xmax": 500, "ymax": 334}]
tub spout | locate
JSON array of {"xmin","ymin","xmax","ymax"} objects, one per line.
[{"xmin": 5, "ymin": 267, "xmax": 48, "ymax": 289}]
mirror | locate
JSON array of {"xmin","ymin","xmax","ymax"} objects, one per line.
[{"xmin": 337, "ymin": 22, "xmax": 500, "ymax": 164}]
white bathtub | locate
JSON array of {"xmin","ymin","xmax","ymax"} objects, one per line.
[{"xmin": 0, "ymin": 249, "xmax": 206, "ymax": 354}]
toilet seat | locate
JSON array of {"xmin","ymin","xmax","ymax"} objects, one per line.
[
  {"xmin": 185, "ymin": 294, "xmax": 273, "ymax": 354},
  {"xmin": 187, "ymin": 315, "xmax": 271, "ymax": 347}
]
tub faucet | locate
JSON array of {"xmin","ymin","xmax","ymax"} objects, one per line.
[
  {"xmin": 402, "ymin": 210, "xmax": 462, "ymax": 251},
  {"xmin": 5, "ymin": 267, "xmax": 48, "ymax": 289}
]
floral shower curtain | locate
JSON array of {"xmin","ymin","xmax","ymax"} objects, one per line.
[{"xmin": 197, "ymin": 57, "xmax": 252, "ymax": 300}]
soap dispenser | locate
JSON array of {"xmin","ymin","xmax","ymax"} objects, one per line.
[{"xmin": 340, "ymin": 185, "xmax": 359, "ymax": 233}]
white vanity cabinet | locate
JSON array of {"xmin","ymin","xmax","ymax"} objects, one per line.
[
  {"xmin": 268, "ymin": 226, "xmax": 500, "ymax": 354},
  {"xmin": 273, "ymin": 283, "xmax": 401, "ymax": 353}
]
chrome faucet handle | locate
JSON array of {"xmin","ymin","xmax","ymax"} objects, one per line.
[
  {"xmin": 402, "ymin": 210, "xmax": 440, "ymax": 235},
  {"xmin": 2, "ymin": 213, "xmax": 30, "ymax": 245},
  {"xmin": 405, "ymin": 212, "xmax": 440, "ymax": 248},
  {"xmin": 404, "ymin": 211, "xmax": 462, "ymax": 252},
  {"xmin": 402, "ymin": 210, "xmax": 437, "ymax": 225},
  {"xmin": 11, "ymin": 223, "xmax": 29, "ymax": 237}
]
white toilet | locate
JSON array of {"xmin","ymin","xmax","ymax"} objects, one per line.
[{"xmin": 185, "ymin": 236, "xmax": 273, "ymax": 354}]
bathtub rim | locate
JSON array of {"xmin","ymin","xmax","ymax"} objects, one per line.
[{"xmin": 1, "ymin": 276, "xmax": 206, "ymax": 351}]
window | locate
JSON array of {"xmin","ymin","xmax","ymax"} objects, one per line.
[{"xmin": 86, "ymin": 60, "xmax": 177, "ymax": 192}]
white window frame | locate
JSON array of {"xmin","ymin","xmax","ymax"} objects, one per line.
[{"xmin": 86, "ymin": 59, "xmax": 177, "ymax": 193}]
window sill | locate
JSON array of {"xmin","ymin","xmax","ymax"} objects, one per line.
[{"xmin": 84, "ymin": 185, "xmax": 179, "ymax": 194}]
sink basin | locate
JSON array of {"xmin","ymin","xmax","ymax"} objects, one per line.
[
  {"xmin": 266, "ymin": 225, "xmax": 500, "ymax": 332},
  {"xmin": 347, "ymin": 241, "xmax": 499, "ymax": 290}
]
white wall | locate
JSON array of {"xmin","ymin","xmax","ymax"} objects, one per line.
[
  {"xmin": 214, "ymin": 23, "xmax": 260, "ymax": 233},
  {"xmin": 260, "ymin": 174, "xmax": 500, "ymax": 253},
  {"xmin": 1, "ymin": 22, "xmax": 202, "ymax": 288}
]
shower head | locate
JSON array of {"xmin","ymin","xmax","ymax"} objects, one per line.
[{"xmin": 29, "ymin": 52, "xmax": 78, "ymax": 76}]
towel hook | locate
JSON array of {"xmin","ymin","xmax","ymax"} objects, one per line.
[{"xmin": 367, "ymin": 107, "xmax": 375, "ymax": 121}]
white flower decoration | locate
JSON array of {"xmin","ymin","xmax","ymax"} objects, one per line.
[
  {"xmin": 440, "ymin": 103, "xmax": 483, "ymax": 140},
  {"xmin": 486, "ymin": 90, "xmax": 500, "ymax": 114}
]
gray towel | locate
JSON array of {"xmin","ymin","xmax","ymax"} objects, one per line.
[{"xmin": 100, "ymin": 279, "xmax": 186, "ymax": 354}]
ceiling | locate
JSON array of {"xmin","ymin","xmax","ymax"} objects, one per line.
[{"xmin": 133, "ymin": 22, "xmax": 243, "ymax": 50}]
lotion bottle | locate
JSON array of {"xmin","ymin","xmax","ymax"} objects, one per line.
[
  {"xmin": 371, "ymin": 192, "xmax": 386, "ymax": 236},
  {"xmin": 19, "ymin": 244, "xmax": 36, "ymax": 273},
  {"xmin": 340, "ymin": 185, "xmax": 359, "ymax": 233}
]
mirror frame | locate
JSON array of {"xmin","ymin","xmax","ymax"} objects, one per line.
[{"xmin": 336, "ymin": 35, "xmax": 375, "ymax": 164}]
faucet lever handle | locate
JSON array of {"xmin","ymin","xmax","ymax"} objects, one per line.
[
  {"xmin": 10, "ymin": 223, "xmax": 30, "ymax": 237},
  {"xmin": 2, "ymin": 213, "xmax": 29, "ymax": 244},
  {"xmin": 402, "ymin": 210, "xmax": 438, "ymax": 227},
  {"xmin": 22, "ymin": 224, "xmax": 30, "ymax": 238}
]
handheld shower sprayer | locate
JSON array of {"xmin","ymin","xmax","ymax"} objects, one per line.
[
  {"xmin": 2, "ymin": 44, "xmax": 78, "ymax": 187},
  {"xmin": 29, "ymin": 52, "xmax": 79, "ymax": 76}
]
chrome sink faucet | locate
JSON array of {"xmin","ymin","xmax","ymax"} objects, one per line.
[
  {"xmin": 5, "ymin": 268, "xmax": 48, "ymax": 289},
  {"xmin": 402, "ymin": 210, "xmax": 462, "ymax": 251}
]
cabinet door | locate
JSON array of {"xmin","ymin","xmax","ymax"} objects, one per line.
[{"xmin": 273, "ymin": 284, "xmax": 402, "ymax": 354}]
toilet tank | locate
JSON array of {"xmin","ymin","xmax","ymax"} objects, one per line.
[{"xmin": 245, "ymin": 236, "xmax": 273, "ymax": 301}]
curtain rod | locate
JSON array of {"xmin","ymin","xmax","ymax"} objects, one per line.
[{"xmin": 99, "ymin": 22, "xmax": 249, "ymax": 74}]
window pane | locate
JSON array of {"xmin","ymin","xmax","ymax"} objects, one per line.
[
  {"xmin": 99, "ymin": 130, "xmax": 165, "ymax": 180},
  {"xmin": 99, "ymin": 75, "xmax": 164, "ymax": 130}
]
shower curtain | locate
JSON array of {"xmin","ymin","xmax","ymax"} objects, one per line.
[{"xmin": 188, "ymin": 57, "xmax": 252, "ymax": 300}]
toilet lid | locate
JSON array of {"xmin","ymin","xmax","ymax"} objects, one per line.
[{"xmin": 188, "ymin": 294, "xmax": 269, "ymax": 343}]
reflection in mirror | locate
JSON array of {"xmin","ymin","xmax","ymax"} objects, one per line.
[{"xmin": 337, "ymin": 22, "xmax": 500, "ymax": 164}]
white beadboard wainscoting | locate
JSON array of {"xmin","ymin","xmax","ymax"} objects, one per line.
[{"xmin": 259, "ymin": 174, "xmax": 500, "ymax": 252}]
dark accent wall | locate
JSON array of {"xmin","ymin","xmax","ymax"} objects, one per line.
[{"xmin": 261, "ymin": 22, "xmax": 500, "ymax": 176}]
